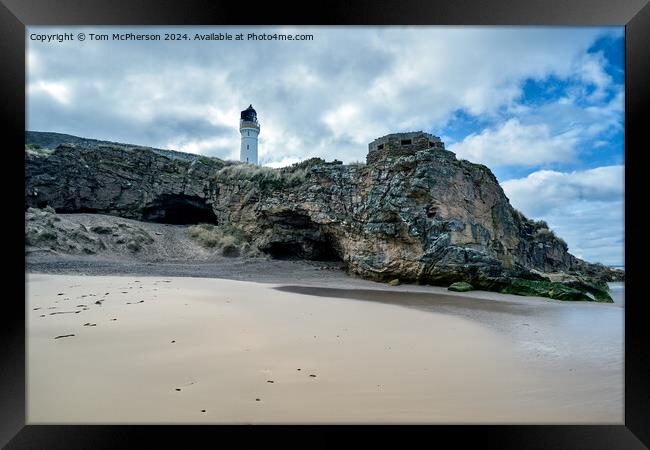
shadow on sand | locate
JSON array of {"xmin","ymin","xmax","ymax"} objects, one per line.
[{"xmin": 274, "ymin": 285, "xmax": 540, "ymax": 316}]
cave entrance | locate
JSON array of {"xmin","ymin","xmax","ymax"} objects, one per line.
[
  {"xmin": 265, "ymin": 238, "xmax": 341, "ymax": 261},
  {"xmin": 265, "ymin": 242, "xmax": 305, "ymax": 260},
  {"xmin": 261, "ymin": 210, "xmax": 343, "ymax": 262},
  {"xmin": 142, "ymin": 194, "xmax": 217, "ymax": 225}
]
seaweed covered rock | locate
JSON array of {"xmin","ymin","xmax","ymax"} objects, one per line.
[
  {"xmin": 448, "ymin": 282, "xmax": 474, "ymax": 292},
  {"xmin": 486, "ymin": 278, "xmax": 612, "ymax": 303}
]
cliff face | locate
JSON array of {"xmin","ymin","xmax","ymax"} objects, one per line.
[{"xmin": 25, "ymin": 142, "xmax": 622, "ymax": 291}]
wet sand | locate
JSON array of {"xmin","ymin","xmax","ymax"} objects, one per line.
[{"xmin": 27, "ymin": 274, "xmax": 623, "ymax": 424}]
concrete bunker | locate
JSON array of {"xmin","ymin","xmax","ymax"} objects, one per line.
[{"xmin": 366, "ymin": 131, "xmax": 445, "ymax": 164}]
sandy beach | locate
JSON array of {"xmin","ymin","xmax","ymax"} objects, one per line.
[{"xmin": 26, "ymin": 270, "xmax": 623, "ymax": 424}]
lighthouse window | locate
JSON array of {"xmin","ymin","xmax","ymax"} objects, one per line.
[
  {"xmin": 247, "ymin": 131, "xmax": 249, "ymax": 136},
  {"xmin": 247, "ymin": 144, "xmax": 249, "ymax": 149},
  {"xmin": 400, "ymin": 139, "xmax": 412, "ymax": 146}
]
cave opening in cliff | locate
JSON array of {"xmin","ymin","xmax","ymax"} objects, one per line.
[
  {"xmin": 142, "ymin": 194, "xmax": 217, "ymax": 225},
  {"xmin": 265, "ymin": 242, "xmax": 305, "ymax": 260},
  {"xmin": 265, "ymin": 238, "xmax": 341, "ymax": 261},
  {"xmin": 262, "ymin": 210, "xmax": 343, "ymax": 262}
]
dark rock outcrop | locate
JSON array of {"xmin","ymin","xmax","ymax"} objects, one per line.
[{"xmin": 25, "ymin": 135, "xmax": 623, "ymax": 301}]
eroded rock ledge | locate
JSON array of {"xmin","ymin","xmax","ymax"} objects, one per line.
[{"xmin": 25, "ymin": 140, "xmax": 623, "ymax": 302}]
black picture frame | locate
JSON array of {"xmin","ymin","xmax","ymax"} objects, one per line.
[{"xmin": 1, "ymin": 0, "xmax": 648, "ymax": 448}]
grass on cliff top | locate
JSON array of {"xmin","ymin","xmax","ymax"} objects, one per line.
[
  {"xmin": 213, "ymin": 163, "xmax": 308, "ymax": 190},
  {"xmin": 25, "ymin": 144, "xmax": 54, "ymax": 157},
  {"xmin": 459, "ymin": 159, "xmax": 489, "ymax": 171},
  {"xmin": 511, "ymin": 209, "xmax": 568, "ymax": 249},
  {"xmin": 196, "ymin": 155, "xmax": 225, "ymax": 166}
]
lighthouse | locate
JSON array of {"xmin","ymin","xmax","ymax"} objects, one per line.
[{"xmin": 239, "ymin": 104, "xmax": 259, "ymax": 164}]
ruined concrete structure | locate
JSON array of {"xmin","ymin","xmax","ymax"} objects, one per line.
[{"xmin": 366, "ymin": 131, "xmax": 444, "ymax": 164}]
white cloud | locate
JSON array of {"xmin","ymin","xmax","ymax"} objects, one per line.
[
  {"xmin": 27, "ymin": 26, "xmax": 617, "ymax": 165},
  {"xmin": 449, "ymin": 119, "xmax": 579, "ymax": 167},
  {"xmin": 264, "ymin": 157, "xmax": 302, "ymax": 168},
  {"xmin": 165, "ymin": 136, "xmax": 236, "ymax": 158},
  {"xmin": 502, "ymin": 165, "xmax": 623, "ymax": 216},
  {"xmin": 28, "ymin": 80, "xmax": 72, "ymax": 105},
  {"xmin": 450, "ymin": 84, "xmax": 623, "ymax": 169},
  {"xmin": 502, "ymin": 166, "xmax": 624, "ymax": 265},
  {"xmin": 575, "ymin": 51, "xmax": 613, "ymax": 101}
]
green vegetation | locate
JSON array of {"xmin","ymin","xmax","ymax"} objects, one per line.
[
  {"xmin": 187, "ymin": 223, "xmax": 254, "ymax": 257},
  {"xmin": 213, "ymin": 163, "xmax": 308, "ymax": 191},
  {"xmin": 562, "ymin": 278, "xmax": 613, "ymax": 302},
  {"xmin": 25, "ymin": 144, "xmax": 54, "ymax": 157},
  {"xmin": 532, "ymin": 225, "xmax": 568, "ymax": 249},
  {"xmin": 196, "ymin": 155, "xmax": 222, "ymax": 166},
  {"xmin": 290, "ymin": 157, "xmax": 325, "ymax": 169},
  {"xmin": 459, "ymin": 158, "xmax": 489, "ymax": 171},
  {"xmin": 26, "ymin": 229, "xmax": 57, "ymax": 245},
  {"xmin": 448, "ymin": 281, "xmax": 474, "ymax": 292},
  {"xmin": 512, "ymin": 208, "xmax": 528, "ymax": 223},
  {"xmin": 496, "ymin": 278, "xmax": 612, "ymax": 302},
  {"xmin": 530, "ymin": 219, "xmax": 549, "ymax": 230}
]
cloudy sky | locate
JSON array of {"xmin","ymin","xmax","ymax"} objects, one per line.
[{"xmin": 27, "ymin": 26, "xmax": 624, "ymax": 266}]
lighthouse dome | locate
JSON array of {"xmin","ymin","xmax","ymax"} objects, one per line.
[{"xmin": 240, "ymin": 104, "xmax": 257, "ymax": 122}]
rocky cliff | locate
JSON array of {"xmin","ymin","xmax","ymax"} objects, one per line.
[{"xmin": 25, "ymin": 136, "xmax": 623, "ymax": 301}]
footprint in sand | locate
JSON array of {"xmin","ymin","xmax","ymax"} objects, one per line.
[
  {"xmin": 54, "ymin": 334, "xmax": 75, "ymax": 339},
  {"xmin": 174, "ymin": 381, "xmax": 196, "ymax": 392}
]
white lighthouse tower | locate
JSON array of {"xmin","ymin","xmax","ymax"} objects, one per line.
[{"xmin": 239, "ymin": 104, "xmax": 259, "ymax": 165}]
